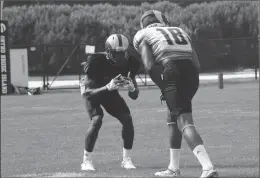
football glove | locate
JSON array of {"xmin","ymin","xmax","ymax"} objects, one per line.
[
  {"xmin": 80, "ymin": 78, "xmax": 87, "ymax": 95},
  {"xmin": 106, "ymin": 74, "xmax": 126, "ymax": 91},
  {"xmin": 160, "ymin": 92, "xmax": 166, "ymax": 104},
  {"xmin": 125, "ymin": 77, "xmax": 135, "ymax": 92}
]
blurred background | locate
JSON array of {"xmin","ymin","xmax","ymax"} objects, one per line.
[{"xmin": 1, "ymin": 0, "xmax": 259, "ymax": 88}]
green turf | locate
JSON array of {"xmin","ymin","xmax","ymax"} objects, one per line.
[{"xmin": 1, "ymin": 82, "xmax": 259, "ymax": 177}]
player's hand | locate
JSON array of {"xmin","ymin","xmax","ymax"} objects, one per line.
[
  {"xmin": 125, "ymin": 77, "xmax": 135, "ymax": 92},
  {"xmin": 125, "ymin": 72, "xmax": 136, "ymax": 92},
  {"xmin": 160, "ymin": 93, "xmax": 166, "ymax": 103},
  {"xmin": 106, "ymin": 74, "xmax": 125, "ymax": 91},
  {"xmin": 80, "ymin": 78, "xmax": 87, "ymax": 95}
]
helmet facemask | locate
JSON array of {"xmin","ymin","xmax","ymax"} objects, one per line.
[
  {"xmin": 105, "ymin": 47, "xmax": 128, "ymax": 67},
  {"xmin": 105, "ymin": 34, "xmax": 129, "ymax": 67}
]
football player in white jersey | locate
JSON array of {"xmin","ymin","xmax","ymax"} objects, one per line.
[{"xmin": 133, "ymin": 10, "xmax": 219, "ymax": 178}]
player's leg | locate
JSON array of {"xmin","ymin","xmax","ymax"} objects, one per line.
[
  {"xmin": 81, "ymin": 96, "xmax": 104, "ymax": 171},
  {"xmin": 155, "ymin": 61, "xmax": 182, "ymax": 177},
  {"xmin": 176, "ymin": 60, "xmax": 218, "ymax": 178},
  {"xmin": 155, "ymin": 110, "xmax": 182, "ymax": 177},
  {"xmin": 178, "ymin": 96, "xmax": 218, "ymax": 178},
  {"xmin": 117, "ymin": 113, "xmax": 136, "ymax": 169},
  {"xmin": 102, "ymin": 91, "xmax": 136, "ymax": 169}
]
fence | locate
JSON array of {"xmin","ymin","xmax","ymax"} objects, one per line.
[{"xmin": 11, "ymin": 37, "xmax": 259, "ymax": 90}]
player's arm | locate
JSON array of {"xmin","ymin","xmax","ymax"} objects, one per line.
[
  {"xmin": 191, "ymin": 47, "xmax": 201, "ymax": 72},
  {"xmin": 182, "ymin": 30, "xmax": 201, "ymax": 72},
  {"xmin": 80, "ymin": 76, "xmax": 107, "ymax": 99},
  {"xmin": 80, "ymin": 75, "xmax": 124, "ymax": 99},
  {"xmin": 126, "ymin": 71, "xmax": 139, "ymax": 100},
  {"xmin": 125, "ymin": 56, "xmax": 141, "ymax": 100},
  {"xmin": 84, "ymin": 87, "xmax": 108, "ymax": 99},
  {"xmin": 130, "ymin": 75, "xmax": 138, "ymax": 90},
  {"xmin": 80, "ymin": 56, "xmax": 108, "ymax": 99},
  {"xmin": 80, "ymin": 55, "xmax": 123, "ymax": 99},
  {"xmin": 138, "ymin": 40, "xmax": 165, "ymax": 91}
]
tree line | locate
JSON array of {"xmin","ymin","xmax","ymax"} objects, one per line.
[{"xmin": 3, "ymin": 1, "xmax": 259, "ymax": 73}]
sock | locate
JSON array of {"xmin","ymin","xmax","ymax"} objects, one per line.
[
  {"xmin": 123, "ymin": 147, "xmax": 131, "ymax": 160},
  {"xmin": 168, "ymin": 148, "xmax": 180, "ymax": 171},
  {"xmin": 193, "ymin": 145, "xmax": 213, "ymax": 170},
  {"xmin": 83, "ymin": 149, "xmax": 92, "ymax": 160}
]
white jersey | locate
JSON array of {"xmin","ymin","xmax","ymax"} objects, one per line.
[{"xmin": 133, "ymin": 26, "xmax": 193, "ymax": 64}]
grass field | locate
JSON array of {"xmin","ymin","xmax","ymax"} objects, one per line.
[{"xmin": 1, "ymin": 82, "xmax": 259, "ymax": 177}]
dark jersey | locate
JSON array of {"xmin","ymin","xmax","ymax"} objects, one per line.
[{"xmin": 82, "ymin": 52, "xmax": 140, "ymax": 87}]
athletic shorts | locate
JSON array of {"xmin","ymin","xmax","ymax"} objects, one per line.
[
  {"xmin": 162, "ymin": 59, "xmax": 199, "ymax": 114},
  {"xmin": 83, "ymin": 90, "xmax": 130, "ymax": 119}
]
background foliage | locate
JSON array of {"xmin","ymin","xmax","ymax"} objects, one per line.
[{"xmin": 3, "ymin": 1, "xmax": 259, "ymax": 73}]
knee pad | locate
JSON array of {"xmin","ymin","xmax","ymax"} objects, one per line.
[
  {"xmin": 177, "ymin": 113, "xmax": 195, "ymax": 132},
  {"xmin": 91, "ymin": 115, "xmax": 103, "ymax": 129},
  {"xmin": 181, "ymin": 124, "xmax": 195, "ymax": 133}
]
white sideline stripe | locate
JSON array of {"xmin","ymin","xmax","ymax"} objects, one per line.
[
  {"xmin": 207, "ymin": 144, "xmax": 233, "ymax": 149},
  {"xmin": 14, "ymin": 172, "xmax": 87, "ymax": 177},
  {"xmin": 157, "ymin": 109, "xmax": 167, "ymax": 112},
  {"xmin": 28, "ymin": 73, "xmax": 259, "ymax": 88},
  {"xmin": 15, "ymin": 172, "xmax": 154, "ymax": 178}
]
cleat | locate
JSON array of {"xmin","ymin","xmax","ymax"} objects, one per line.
[
  {"xmin": 81, "ymin": 159, "xmax": 96, "ymax": 171},
  {"xmin": 200, "ymin": 167, "xmax": 219, "ymax": 178},
  {"xmin": 121, "ymin": 157, "xmax": 136, "ymax": 169},
  {"xmin": 155, "ymin": 169, "xmax": 181, "ymax": 177}
]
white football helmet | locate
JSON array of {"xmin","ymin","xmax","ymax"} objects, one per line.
[
  {"xmin": 105, "ymin": 34, "xmax": 129, "ymax": 52},
  {"xmin": 105, "ymin": 34, "xmax": 129, "ymax": 65},
  {"xmin": 140, "ymin": 10, "xmax": 169, "ymax": 29}
]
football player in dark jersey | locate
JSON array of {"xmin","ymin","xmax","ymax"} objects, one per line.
[{"xmin": 80, "ymin": 34, "xmax": 140, "ymax": 171}]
